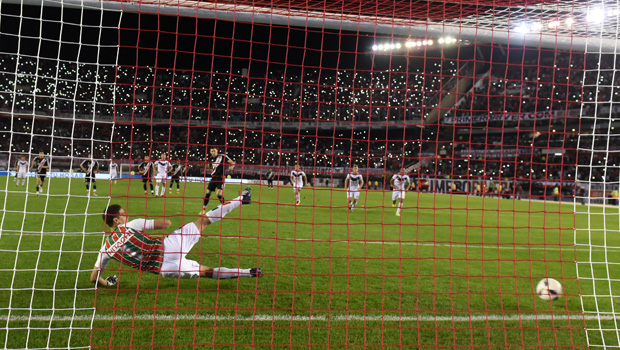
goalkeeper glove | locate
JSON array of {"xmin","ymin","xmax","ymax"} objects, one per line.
[{"xmin": 105, "ymin": 275, "xmax": 118, "ymax": 286}]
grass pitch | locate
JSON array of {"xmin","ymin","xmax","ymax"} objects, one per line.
[{"xmin": 0, "ymin": 176, "xmax": 618, "ymax": 349}]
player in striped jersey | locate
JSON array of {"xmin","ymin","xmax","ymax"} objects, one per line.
[
  {"xmin": 30, "ymin": 152, "xmax": 49, "ymax": 196},
  {"xmin": 344, "ymin": 165, "xmax": 365, "ymax": 212},
  {"xmin": 200, "ymin": 147, "xmax": 235, "ymax": 214},
  {"xmin": 290, "ymin": 164, "xmax": 307, "ymax": 206},
  {"xmin": 80, "ymin": 154, "xmax": 100, "ymax": 196},
  {"xmin": 153, "ymin": 154, "xmax": 170, "ymax": 197},
  {"xmin": 138, "ymin": 156, "xmax": 154, "ymax": 196},
  {"xmin": 109, "ymin": 160, "xmax": 118, "ymax": 185},
  {"xmin": 169, "ymin": 161, "xmax": 185, "ymax": 194},
  {"xmin": 14, "ymin": 156, "xmax": 29, "ymax": 187},
  {"xmin": 390, "ymin": 168, "xmax": 410, "ymax": 217},
  {"xmin": 91, "ymin": 187, "xmax": 262, "ymax": 287}
]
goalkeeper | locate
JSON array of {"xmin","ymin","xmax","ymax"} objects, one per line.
[{"xmin": 90, "ymin": 187, "xmax": 262, "ymax": 287}]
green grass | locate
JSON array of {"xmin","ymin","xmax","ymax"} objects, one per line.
[{"xmin": 0, "ymin": 176, "xmax": 618, "ymax": 349}]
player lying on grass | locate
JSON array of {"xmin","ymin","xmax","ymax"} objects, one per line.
[{"xmin": 90, "ymin": 187, "xmax": 262, "ymax": 287}]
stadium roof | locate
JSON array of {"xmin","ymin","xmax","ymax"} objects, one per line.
[{"xmin": 16, "ymin": 0, "xmax": 620, "ymax": 51}]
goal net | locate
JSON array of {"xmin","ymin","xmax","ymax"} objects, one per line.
[{"xmin": 0, "ymin": 0, "xmax": 616, "ymax": 348}]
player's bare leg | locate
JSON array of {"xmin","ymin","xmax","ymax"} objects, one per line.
[{"xmin": 396, "ymin": 198, "xmax": 404, "ymax": 216}]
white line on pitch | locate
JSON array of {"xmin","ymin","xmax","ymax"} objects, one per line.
[
  {"xmin": 0, "ymin": 313, "xmax": 608, "ymax": 323},
  {"xmin": 211, "ymin": 236, "xmax": 613, "ymax": 252}
]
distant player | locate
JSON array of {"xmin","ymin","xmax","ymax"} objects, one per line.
[
  {"xmin": 290, "ymin": 164, "xmax": 307, "ymax": 206},
  {"xmin": 169, "ymin": 160, "xmax": 185, "ymax": 194},
  {"xmin": 80, "ymin": 154, "xmax": 100, "ymax": 196},
  {"xmin": 390, "ymin": 168, "xmax": 410, "ymax": 217},
  {"xmin": 201, "ymin": 147, "xmax": 235, "ymax": 215},
  {"xmin": 265, "ymin": 169, "xmax": 275, "ymax": 190},
  {"xmin": 91, "ymin": 187, "xmax": 262, "ymax": 287},
  {"xmin": 31, "ymin": 152, "xmax": 49, "ymax": 196},
  {"xmin": 14, "ymin": 155, "xmax": 29, "ymax": 187},
  {"xmin": 138, "ymin": 156, "xmax": 154, "ymax": 196},
  {"xmin": 345, "ymin": 165, "xmax": 364, "ymax": 211},
  {"xmin": 153, "ymin": 154, "xmax": 170, "ymax": 197},
  {"xmin": 109, "ymin": 160, "xmax": 118, "ymax": 185}
]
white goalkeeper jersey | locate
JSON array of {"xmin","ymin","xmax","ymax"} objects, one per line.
[
  {"xmin": 346, "ymin": 173, "xmax": 364, "ymax": 191},
  {"xmin": 155, "ymin": 160, "xmax": 170, "ymax": 175},
  {"xmin": 392, "ymin": 174, "xmax": 410, "ymax": 191}
]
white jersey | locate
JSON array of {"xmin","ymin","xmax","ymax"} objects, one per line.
[
  {"xmin": 16, "ymin": 160, "xmax": 29, "ymax": 173},
  {"xmin": 392, "ymin": 174, "xmax": 410, "ymax": 191},
  {"xmin": 346, "ymin": 173, "xmax": 364, "ymax": 191},
  {"xmin": 290, "ymin": 170, "xmax": 306, "ymax": 188},
  {"xmin": 109, "ymin": 162, "xmax": 118, "ymax": 173},
  {"xmin": 155, "ymin": 160, "xmax": 170, "ymax": 175}
]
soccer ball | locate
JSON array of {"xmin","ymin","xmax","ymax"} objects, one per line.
[{"xmin": 536, "ymin": 278, "xmax": 563, "ymax": 301}]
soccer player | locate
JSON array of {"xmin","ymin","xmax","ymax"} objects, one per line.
[
  {"xmin": 200, "ymin": 147, "xmax": 235, "ymax": 215},
  {"xmin": 30, "ymin": 152, "xmax": 49, "ymax": 196},
  {"xmin": 109, "ymin": 160, "xmax": 118, "ymax": 185},
  {"xmin": 138, "ymin": 156, "xmax": 154, "ymax": 196},
  {"xmin": 80, "ymin": 154, "xmax": 100, "ymax": 196},
  {"xmin": 265, "ymin": 168, "xmax": 275, "ymax": 190},
  {"xmin": 390, "ymin": 168, "xmax": 410, "ymax": 217},
  {"xmin": 169, "ymin": 160, "xmax": 185, "ymax": 194},
  {"xmin": 14, "ymin": 155, "xmax": 29, "ymax": 187},
  {"xmin": 90, "ymin": 187, "xmax": 262, "ymax": 287},
  {"xmin": 290, "ymin": 164, "xmax": 307, "ymax": 206},
  {"xmin": 344, "ymin": 165, "xmax": 364, "ymax": 211},
  {"xmin": 153, "ymin": 154, "xmax": 170, "ymax": 197}
]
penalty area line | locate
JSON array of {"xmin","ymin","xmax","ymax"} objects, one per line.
[{"xmin": 0, "ymin": 313, "xmax": 607, "ymax": 323}]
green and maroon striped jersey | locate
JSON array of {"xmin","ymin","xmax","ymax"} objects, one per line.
[{"xmin": 102, "ymin": 220, "xmax": 164, "ymax": 273}]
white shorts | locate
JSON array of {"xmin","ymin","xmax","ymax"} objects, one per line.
[
  {"xmin": 155, "ymin": 173, "xmax": 167, "ymax": 182},
  {"xmin": 293, "ymin": 184, "xmax": 303, "ymax": 192},
  {"xmin": 17, "ymin": 171, "xmax": 27, "ymax": 179},
  {"xmin": 392, "ymin": 190, "xmax": 405, "ymax": 201},
  {"xmin": 160, "ymin": 223, "xmax": 202, "ymax": 279},
  {"xmin": 347, "ymin": 190, "xmax": 360, "ymax": 200},
  {"xmin": 110, "ymin": 171, "xmax": 117, "ymax": 179}
]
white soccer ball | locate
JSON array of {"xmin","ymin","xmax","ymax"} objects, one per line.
[{"xmin": 536, "ymin": 278, "xmax": 563, "ymax": 301}]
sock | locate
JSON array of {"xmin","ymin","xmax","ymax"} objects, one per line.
[
  {"xmin": 150, "ymin": 183, "xmax": 154, "ymax": 193},
  {"xmin": 93, "ymin": 185, "xmax": 97, "ymax": 193},
  {"xmin": 210, "ymin": 267, "xmax": 252, "ymax": 279},
  {"xmin": 295, "ymin": 193, "xmax": 300, "ymax": 202},
  {"xmin": 155, "ymin": 184, "xmax": 160, "ymax": 195},
  {"xmin": 169, "ymin": 182, "xmax": 173, "ymax": 190},
  {"xmin": 143, "ymin": 183, "xmax": 147, "ymax": 192},
  {"xmin": 397, "ymin": 201, "xmax": 402, "ymax": 214},
  {"xmin": 217, "ymin": 194, "xmax": 223, "ymax": 203},
  {"xmin": 37, "ymin": 185, "xmax": 41, "ymax": 192},
  {"xmin": 203, "ymin": 192, "xmax": 211, "ymax": 209},
  {"xmin": 177, "ymin": 183, "xmax": 180, "ymax": 190},
  {"xmin": 352, "ymin": 201, "xmax": 357, "ymax": 208},
  {"xmin": 160, "ymin": 185, "xmax": 165, "ymax": 196},
  {"xmin": 86, "ymin": 185, "xmax": 89, "ymax": 192},
  {"xmin": 206, "ymin": 195, "xmax": 242, "ymax": 223}
]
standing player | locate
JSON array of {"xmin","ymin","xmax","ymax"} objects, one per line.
[
  {"xmin": 31, "ymin": 152, "xmax": 49, "ymax": 196},
  {"xmin": 200, "ymin": 147, "xmax": 235, "ymax": 215},
  {"xmin": 80, "ymin": 154, "xmax": 100, "ymax": 196},
  {"xmin": 265, "ymin": 168, "xmax": 275, "ymax": 190},
  {"xmin": 14, "ymin": 155, "xmax": 29, "ymax": 187},
  {"xmin": 290, "ymin": 164, "xmax": 307, "ymax": 206},
  {"xmin": 344, "ymin": 165, "xmax": 364, "ymax": 211},
  {"xmin": 109, "ymin": 160, "xmax": 119, "ymax": 185},
  {"xmin": 138, "ymin": 156, "xmax": 154, "ymax": 196},
  {"xmin": 90, "ymin": 187, "xmax": 262, "ymax": 287},
  {"xmin": 169, "ymin": 160, "xmax": 185, "ymax": 194},
  {"xmin": 390, "ymin": 167, "xmax": 410, "ymax": 217},
  {"xmin": 153, "ymin": 154, "xmax": 170, "ymax": 197}
]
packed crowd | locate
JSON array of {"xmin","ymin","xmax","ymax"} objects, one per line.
[{"xmin": 1, "ymin": 48, "xmax": 618, "ymax": 186}]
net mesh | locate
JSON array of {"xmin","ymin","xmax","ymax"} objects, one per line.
[{"xmin": 0, "ymin": 0, "xmax": 617, "ymax": 348}]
